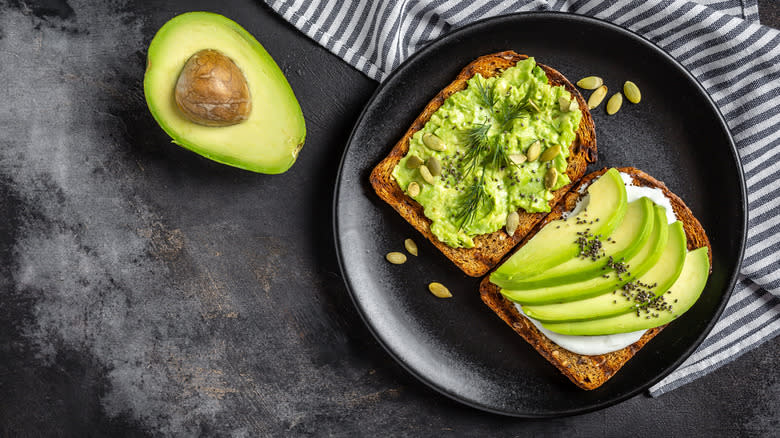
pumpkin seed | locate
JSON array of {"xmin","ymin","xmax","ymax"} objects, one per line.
[
  {"xmin": 426, "ymin": 156, "xmax": 442, "ymax": 176},
  {"xmin": 419, "ymin": 165, "xmax": 435, "ymax": 184},
  {"xmin": 623, "ymin": 81, "xmax": 641, "ymax": 103},
  {"xmin": 505, "ymin": 211, "xmax": 520, "ymax": 236},
  {"xmin": 428, "ymin": 282, "xmax": 452, "ymax": 298},
  {"xmin": 527, "ymin": 141, "xmax": 542, "ymax": 161},
  {"xmin": 422, "ymin": 132, "xmax": 447, "ymax": 151},
  {"xmin": 407, "ymin": 181, "xmax": 420, "ymax": 197},
  {"xmin": 406, "ymin": 155, "xmax": 423, "ymax": 169},
  {"xmin": 386, "ymin": 252, "xmax": 406, "ymax": 265},
  {"xmin": 509, "ymin": 153, "xmax": 527, "ymax": 165},
  {"xmin": 404, "ymin": 238, "xmax": 418, "ymax": 256},
  {"xmin": 558, "ymin": 95, "xmax": 571, "ymax": 112},
  {"xmin": 540, "ymin": 144, "xmax": 562, "ymax": 162},
  {"xmin": 606, "ymin": 93, "xmax": 623, "ymax": 115},
  {"xmin": 545, "ymin": 168, "xmax": 558, "ymax": 189},
  {"xmin": 588, "ymin": 85, "xmax": 607, "ymax": 109},
  {"xmin": 569, "ymin": 99, "xmax": 579, "ymax": 112},
  {"xmin": 576, "ymin": 76, "xmax": 603, "ymax": 90}
]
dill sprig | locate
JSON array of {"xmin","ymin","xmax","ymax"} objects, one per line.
[
  {"xmin": 474, "ymin": 75, "xmax": 496, "ymax": 110},
  {"xmin": 455, "ymin": 172, "xmax": 489, "ymax": 230},
  {"xmin": 460, "ymin": 122, "xmax": 491, "ymax": 179}
]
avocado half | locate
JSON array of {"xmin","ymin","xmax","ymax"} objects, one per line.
[{"xmin": 144, "ymin": 12, "xmax": 306, "ymax": 174}]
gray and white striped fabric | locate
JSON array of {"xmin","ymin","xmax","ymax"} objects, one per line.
[{"xmin": 265, "ymin": 0, "xmax": 780, "ymax": 395}]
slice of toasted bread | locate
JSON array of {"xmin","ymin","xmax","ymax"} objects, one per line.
[
  {"xmin": 479, "ymin": 167, "xmax": 712, "ymax": 390},
  {"xmin": 370, "ymin": 51, "xmax": 597, "ymax": 277}
]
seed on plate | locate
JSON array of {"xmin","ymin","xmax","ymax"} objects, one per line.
[
  {"xmin": 406, "ymin": 155, "xmax": 423, "ymax": 169},
  {"xmin": 386, "ymin": 252, "xmax": 406, "ymax": 264},
  {"xmin": 606, "ymin": 93, "xmax": 623, "ymax": 115},
  {"xmin": 505, "ymin": 211, "xmax": 520, "ymax": 236},
  {"xmin": 623, "ymin": 81, "xmax": 641, "ymax": 103},
  {"xmin": 422, "ymin": 132, "xmax": 447, "ymax": 151},
  {"xmin": 576, "ymin": 76, "xmax": 603, "ymax": 90},
  {"xmin": 407, "ymin": 181, "xmax": 420, "ymax": 197},
  {"xmin": 419, "ymin": 165, "xmax": 435, "ymax": 184},
  {"xmin": 558, "ymin": 95, "xmax": 571, "ymax": 112},
  {"xmin": 545, "ymin": 168, "xmax": 558, "ymax": 189},
  {"xmin": 588, "ymin": 85, "xmax": 608, "ymax": 109},
  {"xmin": 404, "ymin": 238, "xmax": 418, "ymax": 256},
  {"xmin": 509, "ymin": 153, "xmax": 527, "ymax": 165},
  {"xmin": 426, "ymin": 156, "xmax": 442, "ymax": 176},
  {"xmin": 527, "ymin": 141, "xmax": 542, "ymax": 161},
  {"xmin": 540, "ymin": 144, "xmax": 562, "ymax": 162},
  {"xmin": 428, "ymin": 282, "xmax": 452, "ymax": 298}
]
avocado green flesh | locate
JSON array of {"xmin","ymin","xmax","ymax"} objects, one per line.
[
  {"xmin": 541, "ymin": 247, "xmax": 710, "ymax": 335},
  {"xmin": 144, "ymin": 12, "xmax": 306, "ymax": 174},
  {"xmin": 392, "ymin": 58, "xmax": 582, "ymax": 248},
  {"xmin": 523, "ymin": 221, "xmax": 687, "ymax": 322},
  {"xmin": 507, "ymin": 197, "xmax": 654, "ymax": 289},
  {"xmin": 491, "ymin": 169, "xmax": 628, "ymax": 284},
  {"xmin": 499, "ymin": 205, "xmax": 669, "ymax": 305}
]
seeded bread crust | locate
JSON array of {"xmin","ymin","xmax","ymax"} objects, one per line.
[
  {"xmin": 369, "ymin": 51, "xmax": 597, "ymax": 277},
  {"xmin": 479, "ymin": 167, "xmax": 712, "ymax": 390}
]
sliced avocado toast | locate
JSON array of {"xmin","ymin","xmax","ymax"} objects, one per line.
[{"xmin": 479, "ymin": 167, "xmax": 712, "ymax": 390}]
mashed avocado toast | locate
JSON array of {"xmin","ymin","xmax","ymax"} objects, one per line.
[{"xmin": 370, "ymin": 51, "xmax": 596, "ymax": 276}]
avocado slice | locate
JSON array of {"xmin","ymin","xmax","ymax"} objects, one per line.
[
  {"xmin": 540, "ymin": 247, "xmax": 710, "ymax": 335},
  {"xmin": 144, "ymin": 12, "xmax": 306, "ymax": 174},
  {"xmin": 491, "ymin": 169, "xmax": 628, "ymax": 284},
  {"xmin": 500, "ymin": 205, "xmax": 669, "ymax": 305},
  {"xmin": 523, "ymin": 220, "xmax": 687, "ymax": 321},
  {"xmin": 508, "ymin": 197, "xmax": 655, "ymax": 289}
]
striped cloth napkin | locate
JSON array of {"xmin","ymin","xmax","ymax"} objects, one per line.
[{"xmin": 265, "ymin": 0, "xmax": 780, "ymax": 395}]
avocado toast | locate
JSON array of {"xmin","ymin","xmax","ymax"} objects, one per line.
[
  {"xmin": 479, "ymin": 167, "xmax": 712, "ymax": 390},
  {"xmin": 370, "ymin": 51, "xmax": 597, "ymax": 277}
]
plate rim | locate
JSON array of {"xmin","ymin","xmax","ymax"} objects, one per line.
[{"xmin": 333, "ymin": 11, "xmax": 747, "ymax": 417}]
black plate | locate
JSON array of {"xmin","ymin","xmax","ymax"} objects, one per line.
[{"xmin": 333, "ymin": 13, "xmax": 745, "ymax": 417}]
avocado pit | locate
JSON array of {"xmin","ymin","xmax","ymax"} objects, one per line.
[{"xmin": 174, "ymin": 49, "xmax": 252, "ymax": 127}]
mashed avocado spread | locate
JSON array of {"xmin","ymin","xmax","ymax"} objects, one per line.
[{"xmin": 393, "ymin": 58, "xmax": 582, "ymax": 248}]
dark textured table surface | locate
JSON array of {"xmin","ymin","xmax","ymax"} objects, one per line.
[{"xmin": 0, "ymin": 1, "xmax": 777, "ymax": 436}]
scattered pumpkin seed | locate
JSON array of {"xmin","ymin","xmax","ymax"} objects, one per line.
[
  {"xmin": 540, "ymin": 144, "xmax": 562, "ymax": 162},
  {"xmin": 419, "ymin": 165, "xmax": 435, "ymax": 184},
  {"xmin": 576, "ymin": 76, "xmax": 603, "ymax": 90},
  {"xmin": 386, "ymin": 252, "xmax": 406, "ymax": 264},
  {"xmin": 422, "ymin": 132, "xmax": 447, "ymax": 151},
  {"xmin": 406, "ymin": 155, "xmax": 423, "ymax": 169},
  {"xmin": 588, "ymin": 85, "xmax": 608, "ymax": 109},
  {"xmin": 404, "ymin": 238, "xmax": 418, "ymax": 256},
  {"xmin": 509, "ymin": 153, "xmax": 527, "ymax": 165},
  {"xmin": 505, "ymin": 211, "xmax": 520, "ymax": 236},
  {"xmin": 526, "ymin": 141, "xmax": 542, "ymax": 161},
  {"xmin": 407, "ymin": 181, "xmax": 420, "ymax": 197},
  {"xmin": 623, "ymin": 81, "xmax": 641, "ymax": 103},
  {"xmin": 428, "ymin": 282, "xmax": 452, "ymax": 298},
  {"xmin": 426, "ymin": 156, "xmax": 442, "ymax": 176},
  {"xmin": 606, "ymin": 93, "xmax": 623, "ymax": 115},
  {"xmin": 569, "ymin": 99, "xmax": 579, "ymax": 112},
  {"xmin": 545, "ymin": 168, "xmax": 558, "ymax": 189},
  {"xmin": 558, "ymin": 95, "xmax": 571, "ymax": 112}
]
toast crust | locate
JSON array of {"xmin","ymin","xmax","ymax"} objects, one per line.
[
  {"xmin": 479, "ymin": 167, "xmax": 712, "ymax": 390},
  {"xmin": 369, "ymin": 51, "xmax": 597, "ymax": 277}
]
